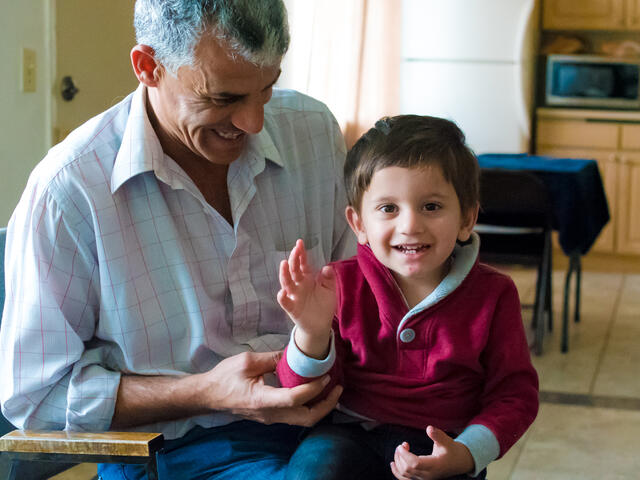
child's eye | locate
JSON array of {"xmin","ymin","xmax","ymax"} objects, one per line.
[
  {"xmin": 378, "ymin": 204, "xmax": 397, "ymax": 214},
  {"xmin": 423, "ymin": 203, "xmax": 440, "ymax": 211}
]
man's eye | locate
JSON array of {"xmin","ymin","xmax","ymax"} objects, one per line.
[
  {"xmin": 211, "ymin": 97, "xmax": 236, "ymax": 106},
  {"xmin": 423, "ymin": 203, "xmax": 440, "ymax": 211}
]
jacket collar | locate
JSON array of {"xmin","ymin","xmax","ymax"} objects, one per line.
[{"xmin": 356, "ymin": 232, "xmax": 480, "ymax": 326}]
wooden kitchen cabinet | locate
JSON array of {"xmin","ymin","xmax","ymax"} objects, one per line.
[
  {"xmin": 617, "ymin": 152, "xmax": 640, "ymax": 253},
  {"xmin": 536, "ymin": 110, "xmax": 640, "ymax": 255},
  {"xmin": 542, "ymin": 0, "xmax": 640, "ymax": 30},
  {"xmin": 630, "ymin": 0, "xmax": 640, "ymax": 28}
]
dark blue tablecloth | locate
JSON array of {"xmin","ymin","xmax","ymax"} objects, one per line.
[{"xmin": 478, "ymin": 154, "xmax": 610, "ymax": 256}]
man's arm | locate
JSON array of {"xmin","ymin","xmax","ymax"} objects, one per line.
[
  {"xmin": 111, "ymin": 350, "xmax": 341, "ymax": 429},
  {"xmin": 0, "ymin": 187, "xmax": 110, "ymax": 431}
]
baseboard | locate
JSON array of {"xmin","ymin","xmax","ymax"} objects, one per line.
[{"xmin": 553, "ymin": 248, "xmax": 640, "ymax": 274}]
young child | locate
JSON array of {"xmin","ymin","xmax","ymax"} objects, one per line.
[{"xmin": 276, "ymin": 115, "xmax": 539, "ymax": 480}]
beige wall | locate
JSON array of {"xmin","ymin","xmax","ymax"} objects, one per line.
[
  {"xmin": 0, "ymin": 1, "xmax": 136, "ymax": 227},
  {"xmin": 55, "ymin": 0, "xmax": 137, "ymax": 137},
  {"xmin": 0, "ymin": 0, "xmax": 50, "ymax": 226}
]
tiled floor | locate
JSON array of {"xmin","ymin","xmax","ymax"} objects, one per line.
[
  {"xmin": 52, "ymin": 267, "xmax": 640, "ymax": 480},
  {"xmin": 488, "ymin": 268, "xmax": 640, "ymax": 480}
]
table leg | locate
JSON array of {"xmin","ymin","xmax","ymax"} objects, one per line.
[
  {"xmin": 575, "ymin": 254, "xmax": 582, "ymax": 324},
  {"xmin": 546, "ymin": 243, "xmax": 553, "ymax": 333},
  {"xmin": 562, "ymin": 253, "xmax": 581, "ymax": 353}
]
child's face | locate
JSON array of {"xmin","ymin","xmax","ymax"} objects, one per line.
[{"xmin": 346, "ymin": 165, "xmax": 477, "ymax": 290}]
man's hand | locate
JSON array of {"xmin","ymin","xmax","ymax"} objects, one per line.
[
  {"xmin": 200, "ymin": 350, "xmax": 342, "ymax": 426},
  {"xmin": 112, "ymin": 350, "xmax": 341, "ymax": 429},
  {"xmin": 390, "ymin": 426, "xmax": 475, "ymax": 480},
  {"xmin": 277, "ymin": 238, "xmax": 336, "ymax": 359}
]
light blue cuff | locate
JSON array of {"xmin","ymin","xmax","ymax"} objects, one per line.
[
  {"xmin": 285, "ymin": 326, "xmax": 336, "ymax": 378},
  {"xmin": 454, "ymin": 424, "xmax": 500, "ymax": 477}
]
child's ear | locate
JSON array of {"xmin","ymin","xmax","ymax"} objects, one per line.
[
  {"xmin": 345, "ymin": 206, "xmax": 368, "ymax": 245},
  {"xmin": 458, "ymin": 203, "xmax": 479, "ymax": 242}
]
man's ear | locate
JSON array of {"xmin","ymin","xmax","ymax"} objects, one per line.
[
  {"xmin": 345, "ymin": 206, "xmax": 368, "ymax": 245},
  {"xmin": 131, "ymin": 44, "xmax": 162, "ymax": 87},
  {"xmin": 458, "ymin": 203, "xmax": 479, "ymax": 242}
]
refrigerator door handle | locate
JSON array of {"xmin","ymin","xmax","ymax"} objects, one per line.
[
  {"xmin": 514, "ymin": 64, "xmax": 531, "ymax": 142},
  {"xmin": 514, "ymin": 0, "xmax": 536, "ymax": 142}
]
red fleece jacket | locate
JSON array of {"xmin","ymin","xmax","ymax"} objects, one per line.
[{"xmin": 277, "ymin": 244, "xmax": 539, "ymax": 456}]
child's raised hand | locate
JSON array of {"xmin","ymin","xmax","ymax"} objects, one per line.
[
  {"xmin": 390, "ymin": 426, "xmax": 475, "ymax": 480},
  {"xmin": 277, "ymin": 239, "xmax": 337, "ymax": 357}
]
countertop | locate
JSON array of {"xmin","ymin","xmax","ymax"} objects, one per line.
[{"xmin": 537, "ymin": 107, "xmax": 640, "ymax": 122}]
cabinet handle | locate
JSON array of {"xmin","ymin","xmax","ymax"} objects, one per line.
[
  {"xmin": 585, "ymin": 118, "xmax": 640, "ymax": 125},
  {"xmin": 619, "ymin": 156, "xmax": 640, "ymax": 166}
]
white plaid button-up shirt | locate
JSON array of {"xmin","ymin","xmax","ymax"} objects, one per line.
[{"xmin": 0, "ymin": 85, "xmax": 354, "ymax": 439}]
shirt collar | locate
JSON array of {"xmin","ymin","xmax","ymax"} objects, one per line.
[
  {"xmin": 111, "ymin": 85, "xmax": 283, "ymax": 194},
  {"xmin": 244, "ymin": 115, "xmax": 284, "ymax": 168},
  {"xmin": 111, "ymin": 84, "xmax": 166, "ymax": 193}
]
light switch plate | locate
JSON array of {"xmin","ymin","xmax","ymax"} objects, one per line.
[{"xmin": 22, "ymin": 48, "xmax": 37, "ymax": 92}]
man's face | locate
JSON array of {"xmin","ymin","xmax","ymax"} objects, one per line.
[{"xmin": 150, "ymin": 36, "xmax": 281, "ymax": 166}]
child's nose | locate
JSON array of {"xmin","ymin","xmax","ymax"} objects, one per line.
[{"xmin": 400, "ymin": 210, "xmax": 424, "ymax": 234}]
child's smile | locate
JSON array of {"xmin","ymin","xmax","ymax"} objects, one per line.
[{"xmin": 393, "ymin": 243, "xmax": 429, "ymax": 254}]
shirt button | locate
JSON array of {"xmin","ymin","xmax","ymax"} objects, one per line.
[{"xmin": 399, "ymin": 328, "xmax": 416, "ymax": 343}]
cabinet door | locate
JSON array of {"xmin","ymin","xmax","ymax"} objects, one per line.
[
  {"xmin": 617, "ymin": 154, "xmax": 640, "ymax": 254},
  {"xmin": 628, "ymin": 0, "xmax": 640, "ymax": 29},
  {"xmin": 543, "ymin": 0, "xmax": 625, "ymax": 30},
  {"xmin": 536, "ymin": 119, "xmax": 618, "ymax": 150},
  {"xmin": 621, "ymin": 124, "xmax": 640, "ymax": 150},
  {"xmin": 536, "ymin": 147, "xmax": 618, "ymax": 253}
]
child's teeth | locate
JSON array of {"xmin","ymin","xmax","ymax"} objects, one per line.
[{"xmin": 396, "ymin": 244, "xmax": 430, "ymax": 254}]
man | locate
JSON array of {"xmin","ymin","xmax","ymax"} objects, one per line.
[{"xmin": 0, "ymin": 0, "xmax": 354, "ymax": 478}]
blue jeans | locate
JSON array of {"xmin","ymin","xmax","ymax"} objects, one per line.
[
  {"xmin": 285, "ymin": 422, "xmax": 487, "ymax": 480},
  {"xmin": 97, "ymin": 421, "xmax": 305, "ymax": 480}
]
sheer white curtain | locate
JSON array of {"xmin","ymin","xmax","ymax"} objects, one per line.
[{"xmin": 280, "ymin": 0, "xmax": 401, "ymax": 147}]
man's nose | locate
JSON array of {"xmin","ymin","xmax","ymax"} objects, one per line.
[{"xmin": 232, "ymin": 98, "xmax": 265, "ymax": 134}]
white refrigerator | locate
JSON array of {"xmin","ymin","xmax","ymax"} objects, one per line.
[{"xmin": 400, "ymin": 0, "xmax": 540, "ymax": 154}]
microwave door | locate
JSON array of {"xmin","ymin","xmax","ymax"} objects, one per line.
[{"xmin": 546, "ymin": 57, "xmax": 640, "ymax": 109}]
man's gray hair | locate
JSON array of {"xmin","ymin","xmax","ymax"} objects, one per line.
[{"xmin": 134, "ymin": 0, "xmax": 290, "ymax": 74}]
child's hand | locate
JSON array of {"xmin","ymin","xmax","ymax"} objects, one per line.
[
  {"xmin": 277, "ymin": 239, "xmax": 337, "ymax": 358},
  {"xmin": 390, "ymin": 426, "xmax": 475, "ymax": 480}
]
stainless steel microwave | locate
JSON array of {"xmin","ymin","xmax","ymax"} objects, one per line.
[{"xmin": 545, "ymin": 54, "xmax": 640, "ymax": 109}]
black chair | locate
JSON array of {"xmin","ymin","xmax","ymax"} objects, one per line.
[
  {"xmin": 0, "ymin": 227, "xmax": 163, "ymax": 479},
  {"xmin": 474, "ymin": 169, "xmax": 553, "ymax": 356}
]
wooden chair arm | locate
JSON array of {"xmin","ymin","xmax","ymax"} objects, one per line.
[
  {"xmin": 0, "ymin": 430, "xmax": 163, "ymax": 457},
  {"xmin": 0, "ymin": 430, "xmax": 164, "ymax": 480}
]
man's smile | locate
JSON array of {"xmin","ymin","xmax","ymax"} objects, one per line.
[{"xmin": 212, "ymin": 128, "xmax": 244, "ymax": 140}]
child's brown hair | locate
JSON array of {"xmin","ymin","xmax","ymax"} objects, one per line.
[{"xmin": 345, "ymin": 115, "xmax": 479, "ymax": 214}]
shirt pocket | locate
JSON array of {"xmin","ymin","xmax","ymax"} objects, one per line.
[
  {"xmin": 262, "ymin": 238, "xmax": 326, "ymax": 304},
  {"xmin": 258, "ymin": 239, "xmax": 326, "ymax": 333},
  {"xmin": 269, "ymin": 235, "xmax": 325, "ymax": 272}
]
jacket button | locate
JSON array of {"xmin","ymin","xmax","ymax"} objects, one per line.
[{"xmin": 399, "ymin": 328, "xmax": 416, "ymax": 343}]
